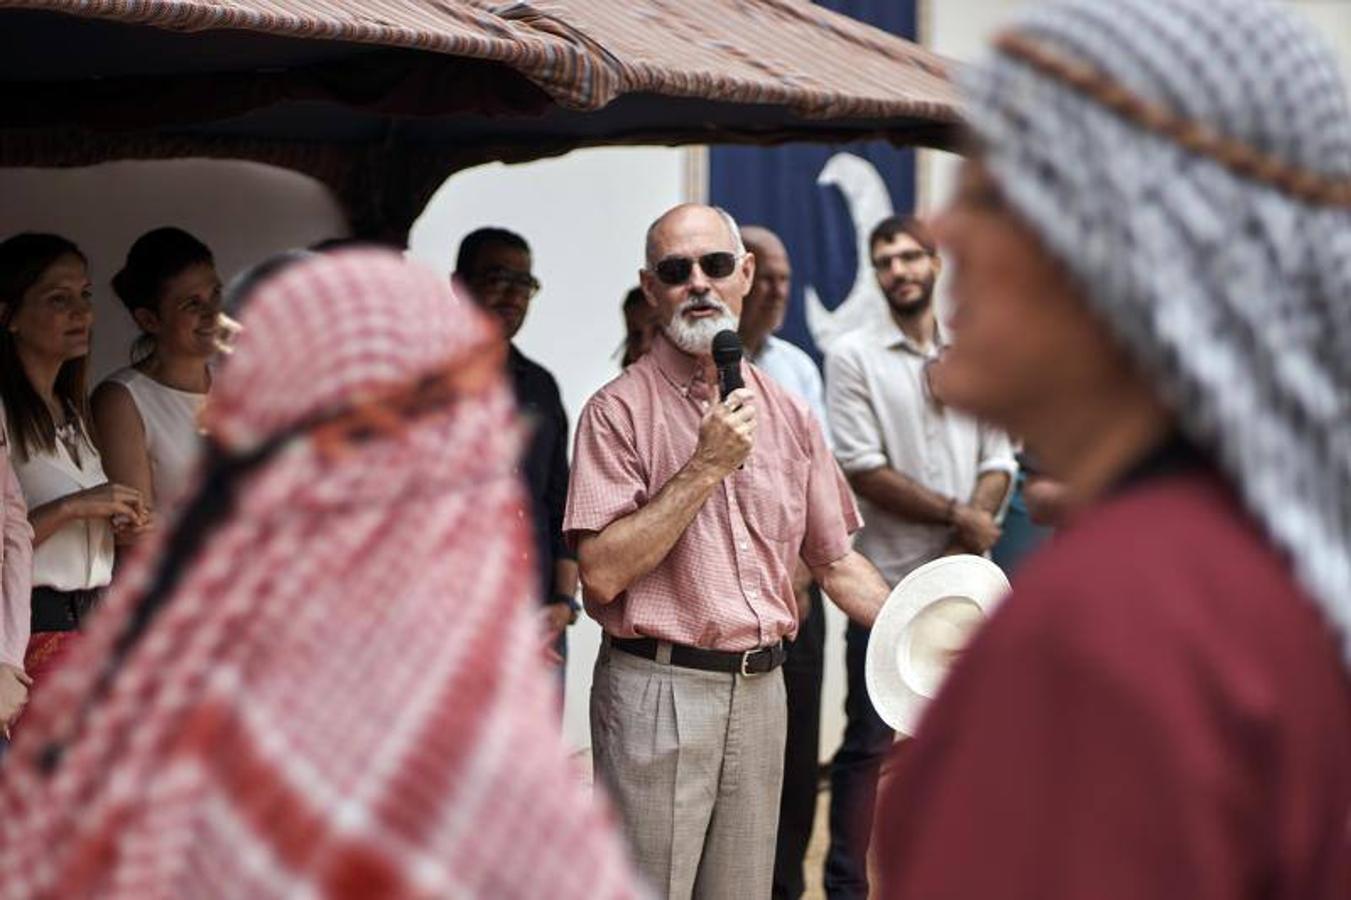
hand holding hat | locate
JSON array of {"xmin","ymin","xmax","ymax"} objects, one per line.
[{"xmin": 866, "ymin": 554, "xmax": 1010, "ymax": 736}]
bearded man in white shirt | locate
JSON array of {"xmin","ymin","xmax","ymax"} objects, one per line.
[{"xmin": 822, "ymin": 215, "xmax": 1016, "ymax": 900}]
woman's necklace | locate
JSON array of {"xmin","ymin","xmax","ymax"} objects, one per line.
[{"xmin": 49, "ymin": 402, "xmax": 82, "ymax": 466}]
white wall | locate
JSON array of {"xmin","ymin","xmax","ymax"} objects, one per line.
[
  {"xmin": 408, "ymin": 149, "xmax": 689, "ymax": 447},
  {"xmin": 0, "ymin": 160, "xmax": 347, "ymax": 382},
  {"xmin": 407, "ymin": 148, "xmax": 691, "ymax": 748}
]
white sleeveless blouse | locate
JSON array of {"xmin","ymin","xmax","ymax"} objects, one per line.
[
  {"xmin": 101, "ymin": 367, "xmax": 206, "ymax": 512},
  {"xmin": 1, "ymin": 406, "xmax": 113, "ymax": 592}
]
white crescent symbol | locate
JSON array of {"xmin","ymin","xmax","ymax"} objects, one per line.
[{"xmin": 804, "ymin": 153, "xmax": 896, "ymax": 355}]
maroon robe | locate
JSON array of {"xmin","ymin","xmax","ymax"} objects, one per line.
[{"xmin": 877, "ymin": 463, "xmax": 1351, "ymax": 899}]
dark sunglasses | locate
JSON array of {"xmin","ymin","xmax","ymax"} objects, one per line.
[{"xmin": 652, "ymin": 252, "xmax": 741, "ymax": 286}]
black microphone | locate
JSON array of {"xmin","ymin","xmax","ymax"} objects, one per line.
[{"xmin": 712, "ymin": 330, "xmax": 744, "ymax": 401}]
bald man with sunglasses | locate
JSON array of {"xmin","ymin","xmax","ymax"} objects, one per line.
[{"xmin": 565, "ymin": 203, "xmax": 888, "ymax": 899}]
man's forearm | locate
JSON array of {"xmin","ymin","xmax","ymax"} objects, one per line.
[
  {"xmin": 552, "ymin": 559, "xmax": 579, "ymax": 600},
  {"xmin": 576, "ymin": 461, "xmax": 723, "ymax": 604},
  {"xmin": 969, "ymin": 471, "xmax": 1012, "ymax": 516},
  {"xmin": 848, "ymin": 467, "xmax": 954, "ymax": 526},
  {"xmin": 811, "ymin": 550, "xmax": 889, "ymax": 628},
  {"xmin": 946, "ymin": 471, "xmax": 1013, "ymax": 554}
]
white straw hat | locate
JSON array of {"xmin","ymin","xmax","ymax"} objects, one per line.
[{"xmin": 866, "ymin": 555, "xmax": 1010, "ymax": 736}]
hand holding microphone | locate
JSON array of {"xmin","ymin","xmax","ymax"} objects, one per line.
[
  {"xmin": 713, "ymin": 330, "xmax": 744, "ymax": 401},
  {"xmin": 694, "ymin": 330, "xmax": 756, "ymax": 476},
  {"xmin": 696, "ymin": 387, "xmax": 756, "ymax": 475}
]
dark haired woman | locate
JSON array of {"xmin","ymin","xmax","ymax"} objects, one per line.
[
  {"xmin": 0, "ymin": 233, "xmax": 149, "ymax": 686},
  {"xmin": 93, "ymin": 227, "xmax": 218, "ymax": 518}
]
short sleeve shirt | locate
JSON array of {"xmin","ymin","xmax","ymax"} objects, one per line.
[{"xmin": 564, "ymin": 333, "xmax": 860, "ymax": 651}]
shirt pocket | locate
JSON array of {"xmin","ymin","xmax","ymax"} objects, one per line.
[{"xmin": 743, "ymin": 456, "xmax": 809, "ymax": 545}]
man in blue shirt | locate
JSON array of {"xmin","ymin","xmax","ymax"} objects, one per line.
[{"xmin": 740, "ymin": 225, "xmax": 829, "ymax": 900}]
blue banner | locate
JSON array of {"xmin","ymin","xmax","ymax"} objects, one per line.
[{"xmin": 708, "ymin": 0, "xmax": 918, "ymax": 363}]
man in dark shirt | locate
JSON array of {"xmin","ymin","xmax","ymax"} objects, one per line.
[{"xmin": 455, "ymin": 228, "xmax": 578, "ymax": 666}]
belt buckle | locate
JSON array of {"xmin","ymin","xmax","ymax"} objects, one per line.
[{"xmin": 740, "ymin": 649, "xmax": 761, "ymax": 677}]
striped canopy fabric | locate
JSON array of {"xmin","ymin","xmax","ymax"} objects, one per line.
[{"xmin": 0, "ymin": 0, "xmax": 959, "ymax": 237}]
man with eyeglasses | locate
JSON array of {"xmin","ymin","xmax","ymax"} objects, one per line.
[
  {"xmin": 565, "ymin": 204, "xmax": 889, "ymax": 899},
  {"xmin": 454, "ymin": 227, "xmax": 578, "ymax": 681},
  {"xmin": 821, "ymin": 215, "xmax": 1016, "ymax": 900}
]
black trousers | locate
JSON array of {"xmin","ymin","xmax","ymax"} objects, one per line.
[
  {"xmin": 825, "ymin": 619, "xmax": 894, "ymax": 900},
  {"xmin": 771, "ymin": 586, "xmax": 826, "ymax": 900},
  {"xmin": 30, "ymin": 586, "xmax": 101, "ymax": 632}
]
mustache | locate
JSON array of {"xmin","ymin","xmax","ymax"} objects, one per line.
[
  {"xmin": 889, "ymin": 278, "xmax": 934, "ymax": 301},
  {"xmin": 675, "ymin": 294, "xmax": 733, "ymax": 317}
]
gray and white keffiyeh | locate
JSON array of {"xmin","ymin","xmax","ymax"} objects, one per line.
[{"xmin": 963, "ymin": 0, "xmax": 1351, "ymax": 663}]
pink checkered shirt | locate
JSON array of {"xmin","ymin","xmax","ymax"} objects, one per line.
[{"xmin": 565, "ymin": 333, "xmax": 860, "ymax": 651}]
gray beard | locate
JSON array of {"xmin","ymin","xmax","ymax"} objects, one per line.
[{"xmin": 664, "ymin": 297, "xmax": 739, "ymax": 355}]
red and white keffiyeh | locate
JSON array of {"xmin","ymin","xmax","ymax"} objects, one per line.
[{"xmin": 0, "ymin": 250, "xmax": 642, "ymax": 899}]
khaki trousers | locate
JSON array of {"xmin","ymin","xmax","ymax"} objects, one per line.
[{"xmin": 591, "ymin": 638, "xmax": 787, "ymax": 899}]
